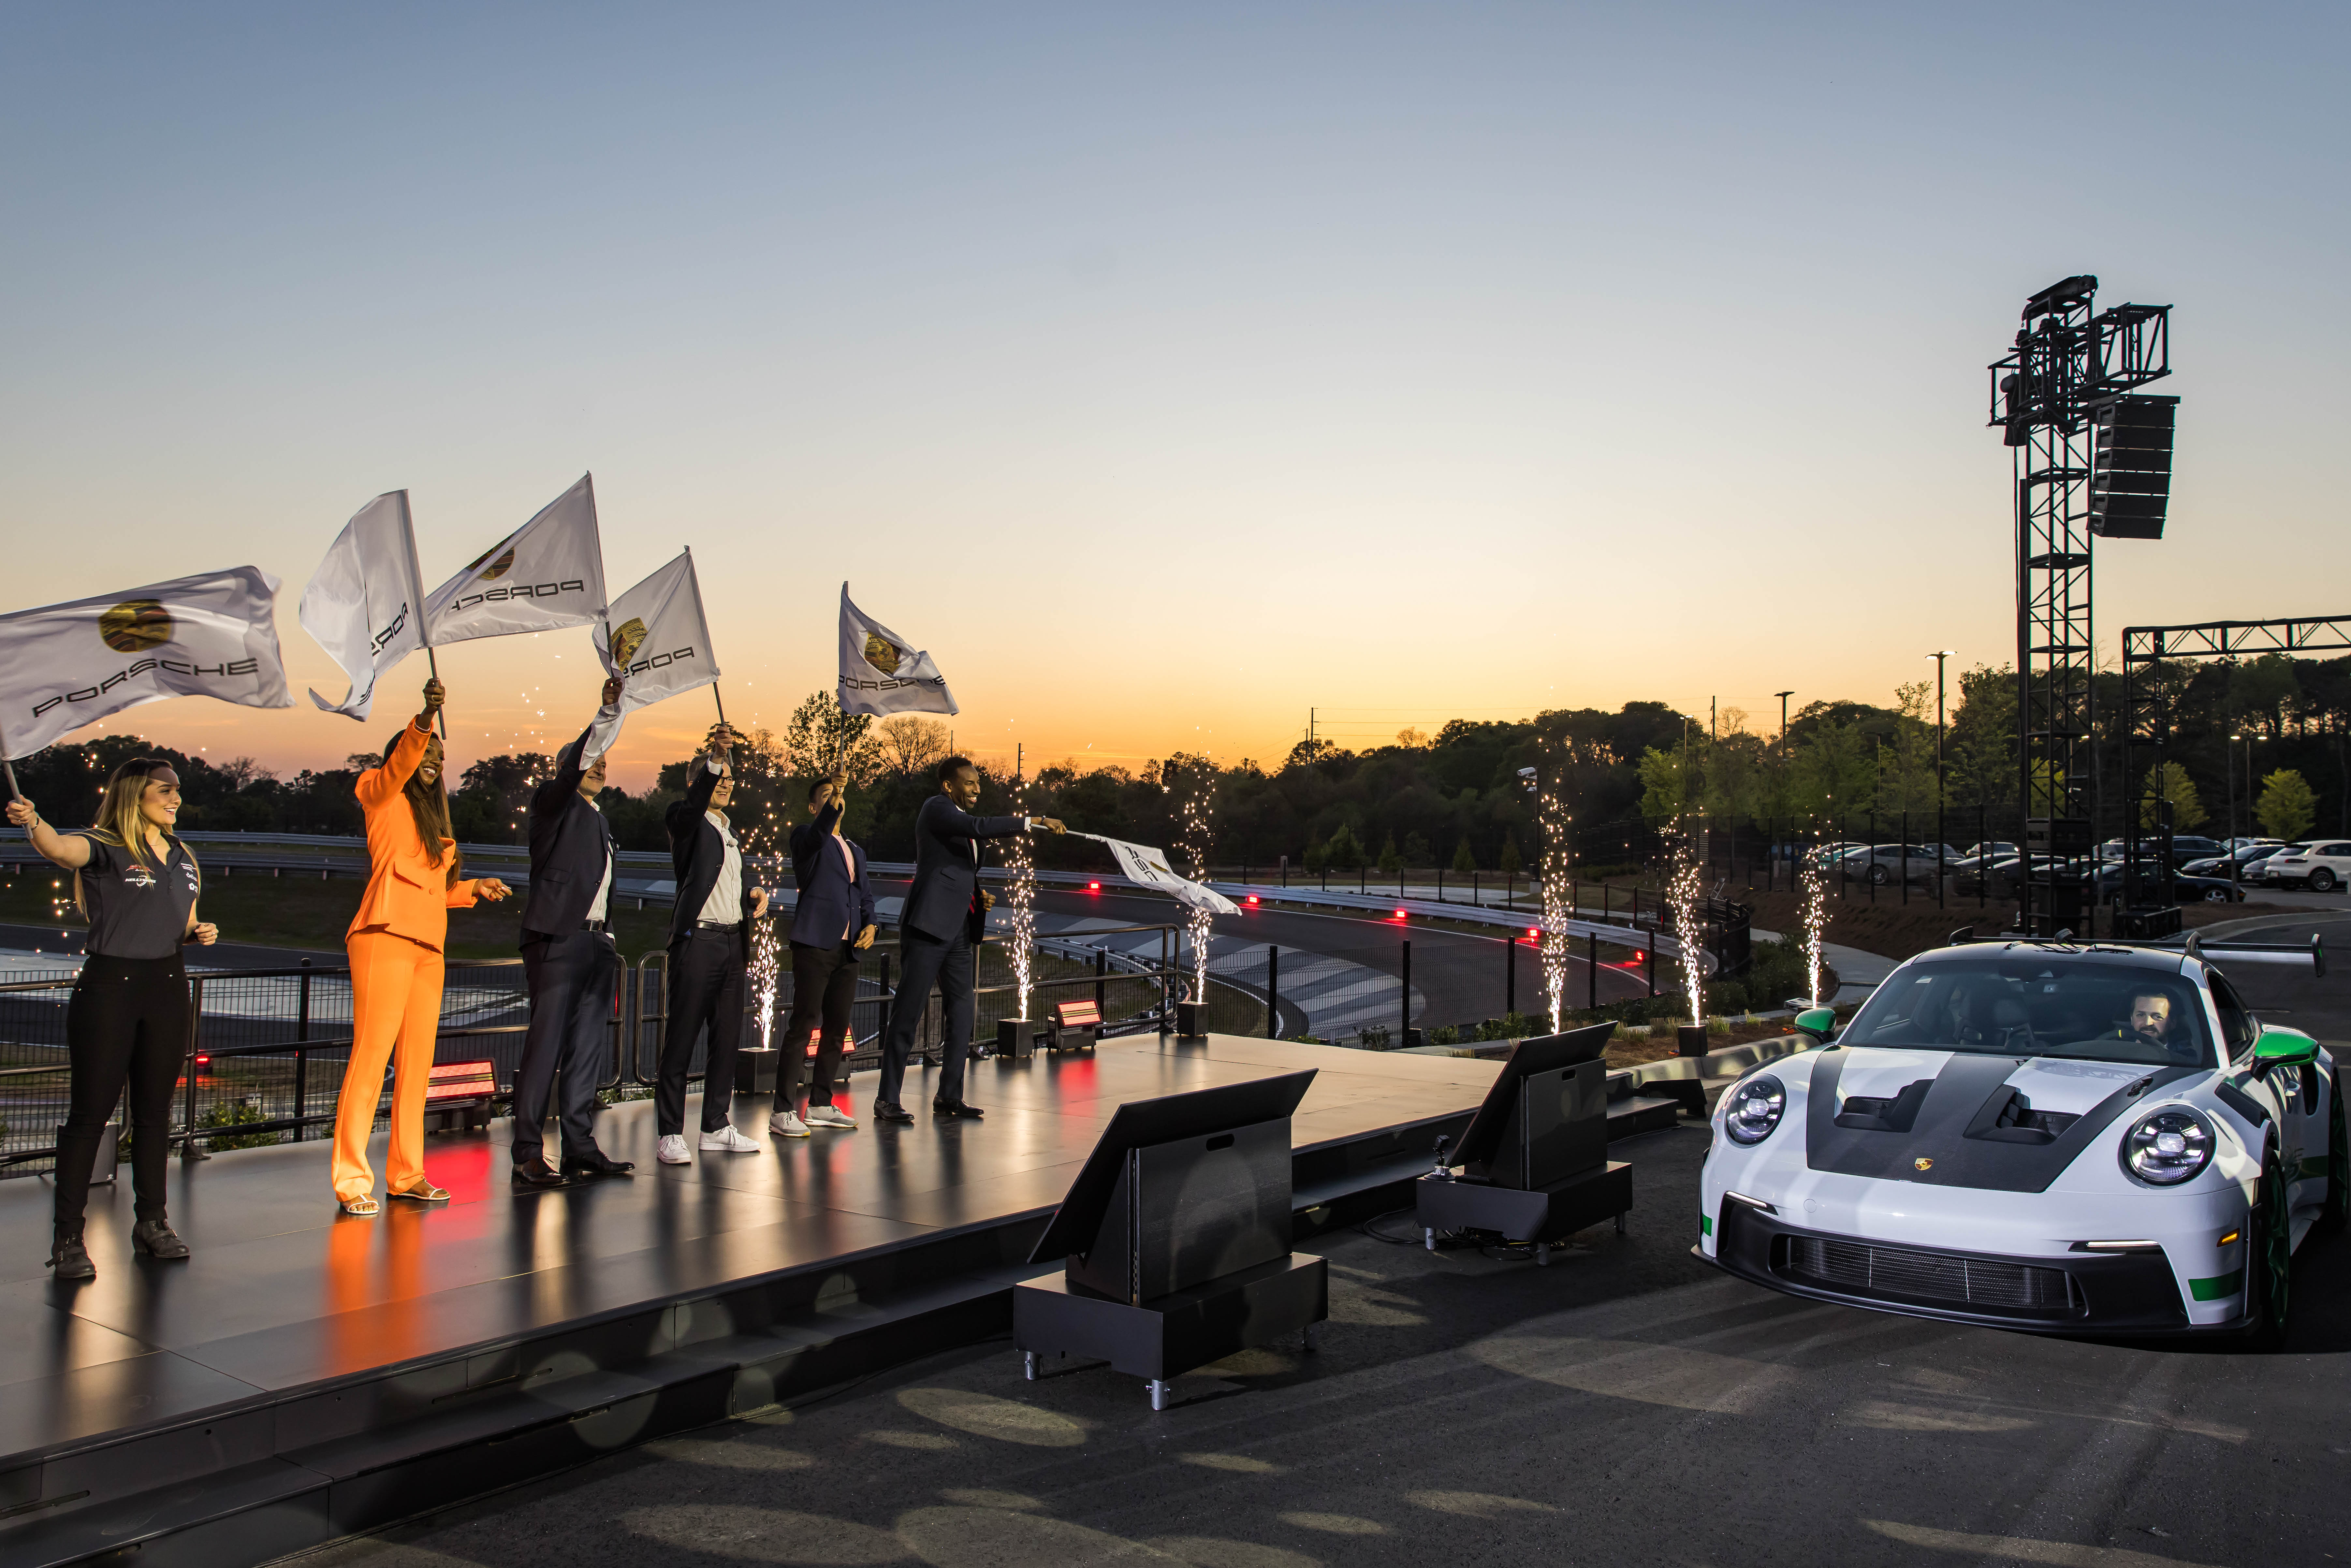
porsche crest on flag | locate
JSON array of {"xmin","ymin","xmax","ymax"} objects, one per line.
[
  {"xmin": 298, "ymin": 489, "xmax": 427, "ymax": 720},
  {"xmin": 1071, "ymin": 833, "xmax": 1240, "ymax": 916},
  {"xmin": 0, "ymin": 567, "xmax": 293, "ymax": 759},
  {"xmin": 425, "ymin": 473, "xmax": 608, "ymax": 644},
  {"xmin": 587, "ymin": 550, "xmax": 719, "ymax": 756},
  {"xmin": 838, "ymin": 583, "xmax": 956, "ymax": 716}
]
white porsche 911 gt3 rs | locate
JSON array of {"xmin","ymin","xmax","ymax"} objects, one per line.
[{"xmin": 1698, "ymin": 935, "xmax": 2343, "ymax": 1347}]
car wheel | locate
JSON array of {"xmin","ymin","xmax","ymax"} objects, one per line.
[
  {"xmin": 2242, "ymin": 1145, "xmax": 2293, "ymax": 1353},
  {"xmin": 2203, "ymin": 887, "xmax": 2228, "ymax": 902},
  {"xmin": 2313, "ymin": 868, "xmax": 2339, "ymax": 893},
  {"xmin": 2323, "ymin": 1072, "xmax": 2348, "ymax": 1235},
  {"xmin": 1867, "ymin": 865, "xmax": 1889, "ymax": 886}
]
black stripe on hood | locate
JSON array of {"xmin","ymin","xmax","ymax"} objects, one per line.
[{"xmin": 1804, "ymin": 1049, "xmax": 2198, "ymax": 1194}]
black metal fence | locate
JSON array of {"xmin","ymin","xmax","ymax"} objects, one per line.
[{"xmin": 0, "ymin": 923, "xmax": 1212, "ymax": 1181}]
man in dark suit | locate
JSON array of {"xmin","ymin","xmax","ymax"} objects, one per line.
[
  {"xmin": 514, "ymin": 676, "xmax": 635, "ymax": 1187},
  {"xmin": 771, "ymin": 768, "xmax": 877, "ymax": 1137},
  {"xmin": 874, "ymin": 755, "xmax": 1063, "ymax": 1124},
  {"xmin": 655, "ymin": 723, "xmax": 770, "ymax": 1165}
]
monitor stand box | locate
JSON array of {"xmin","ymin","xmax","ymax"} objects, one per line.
[
  {"xmin": 1013, "ymin": 1070, "xmax": 1328, "ymax": 1411},
  {"xmin": 1414, "ymin": 1023, "xmax": 1632, "ymax": 1264}
]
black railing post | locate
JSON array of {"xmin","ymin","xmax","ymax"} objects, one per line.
[
  {"xmin": 1399, "ymin": 938, "xmax": 1412, "ymax": 1040},
  {"xmin": 295, "ymin": 959, "xmax": 313, "ymax": 1140},
  {"xmin": 1645, "ymin": 934, "xmax": 1655, "ymax": 998},
  {"xmin": 1979, "ymin": 804, "xmax": 1988, "ymax": 909},
  {"xmin": 1266, "ymin": 945, "xmax": 1278, "ymax": 1037},
  {"xmin": 1094, "ymin": 946, "xmax": 1107, "ymax": 1019},
  {"xmin": 180, "ymin": 973, "xmax": 211, "ymax": 1160},
  {"xmin": 1901, "ymin": 810, "xmax": 1909, "ymax": 906},
  {"xmin": 1588, "ymin": 929, "xmax": 1598, "ymax": 1012}
]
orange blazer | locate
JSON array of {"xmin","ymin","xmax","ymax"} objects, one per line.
[{"xmin": 348, "ymin": 719, "xmax": 482, "ymax": 950}]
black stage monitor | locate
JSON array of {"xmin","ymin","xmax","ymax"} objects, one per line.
[
  {"xmin": 1446, "ymin": 1022, "xmax": 1615, "ymax": 1184},
  {"xmin": 1029, "ymin": 1069, "xmax": 1318, "ymax": 1266}
]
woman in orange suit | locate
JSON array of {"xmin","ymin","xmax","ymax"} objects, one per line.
[{"xmin": 332, "ymin": 678, "xmax": 510, "ymax": 1214}]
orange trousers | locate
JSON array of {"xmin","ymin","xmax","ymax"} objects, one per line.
[{"xmin": 332, "ymin": 929, "xmax": 446, "ymax": 1201}]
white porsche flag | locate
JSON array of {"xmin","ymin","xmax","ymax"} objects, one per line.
[
  {"xmin": 0, "ymin": 568, "xmax": 293, "ymax": 760},
  {"xmin": 587, "ymin": 550, "xmax": 719, "ymax": 756},
  {"xmin": 839, "ymin": 583, "xmax": 957, "ymax": 716},
  {"xmin": 424, "ymin": 473, "xmax": 607, "ymax": 645},
  {"xmin": 298, "ymin": 490, "xmax": 427, "ymax": 720},
  {"xmin": 1072, "ymin": 832, "xmax": 1241, "ymax": 916}
]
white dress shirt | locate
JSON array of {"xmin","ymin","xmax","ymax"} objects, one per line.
[
  {"xmin": 585, "ymin": 801, "xmax": 614, "ymax": 922},
  {"xmin": 699, "ymin": 810, "xmax": 742, "ymax": 925}
]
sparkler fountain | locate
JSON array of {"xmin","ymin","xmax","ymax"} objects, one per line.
[
  {"xmin": 994, "ymin": 771, "xmax": 1040, "ymax": 1057},
  {"xmin": 1666, "ymin": 818, "xmax": 1707, "ymax": 1053},
  {"xmin": 1535, "ymin": 774, "xmax": 1573, "ymax": 1033},
  {"xmin": 1800, "ymin": 838, "xmax": 1828, "ymax": 1008},
  {"xmin": 1179, "ymin": 776, "xmax": 1215, "ymax": 1018}
]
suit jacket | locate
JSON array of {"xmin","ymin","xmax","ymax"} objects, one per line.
[
  {"xmin": 900, "ymin": 792, "xmax": 1027, "ymax": 944},
  {"xmin": 788, "ymin": 799, "xmax": 875, "ymax": 952},
  {"xmin": 664, "ymin": 753, "xmax": 757, "ymax": 957},
  {"xmin": 348, "ymin": 719, "xmax": 483, "ymax": 950},
  {"xmin": 520, "ymin": 711, "xmax": 617, "ymax": 941}
]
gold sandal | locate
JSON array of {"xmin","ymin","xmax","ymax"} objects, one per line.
[
  {"xmin": 388, "ymin": 1182, "xmax": 449, "ymax": 1203},
  {"xmin": 339, "ymin": 1195, "xmax": 380, "ymax": 1216}
]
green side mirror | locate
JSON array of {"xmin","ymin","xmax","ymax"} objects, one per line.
[
  {"xmin": 1794, "ymin": 1007, "xmax": 1837, "ymax": 1044},
  {"xmin": 2252, "ymin": 1030, "xmax": 2319, "ymax": 1072}
]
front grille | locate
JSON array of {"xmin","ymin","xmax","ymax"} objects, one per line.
[{"xmin": 1782, "ymin": 1235, "xmax": 2077, "ymax": 1312}]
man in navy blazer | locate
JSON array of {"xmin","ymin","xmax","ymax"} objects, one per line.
[
  {"xmin": 770, "ymin": 768, "xmax": 877, "ymax": 1137},
  {"xmin": 514, "ymin": 676, "xmax": 633, "ymax": 1186},
  {"xmin": 874, "ymin": 755, "xmax": 1063, "ymax": 1123}
]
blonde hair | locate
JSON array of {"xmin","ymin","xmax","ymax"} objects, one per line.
[{"xmin": 75, "ymin": 758, "xmax": 197, "ymax": 916}]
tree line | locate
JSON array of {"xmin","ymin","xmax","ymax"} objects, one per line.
[{"xmin": 14, "ymin": 655, "xmax": 2347, "ymax": 873}]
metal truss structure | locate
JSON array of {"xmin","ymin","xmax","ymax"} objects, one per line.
[
  {"xmin": 1987, "ymin": 276, "xmax": 2173, "ymax": 934},
  {"xmin": 2120, "ymin": 615, "xmax": 2351, "ymax": 921}
]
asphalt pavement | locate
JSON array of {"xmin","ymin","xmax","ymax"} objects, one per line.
[{"xmin": 304, "ymin": 1123, "xmax": 2351, "ymax": 1568}]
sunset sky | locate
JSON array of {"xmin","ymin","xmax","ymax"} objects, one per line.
[{"xmin": 5, "ymin": 3, "xmax": 2346, "ymax": 791}]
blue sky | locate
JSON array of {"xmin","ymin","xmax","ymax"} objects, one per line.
[{"xmin": 4, "ymin": 3, "xmax": 2344, "ymax": 783}]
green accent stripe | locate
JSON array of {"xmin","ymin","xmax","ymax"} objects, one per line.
[
  {"xmin": 2190, "ymin": 1269, "xmax": 2245, "ymax": 1302},
  {"xmin": 1700, "ymin": 1213, "xmax": 1713, "ymax": 1237}
]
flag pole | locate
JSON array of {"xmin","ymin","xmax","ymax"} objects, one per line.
[{"xmin": 684, "ymin": 548, "xmax": 727, "ymax": 729}]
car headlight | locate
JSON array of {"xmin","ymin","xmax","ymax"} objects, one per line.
[
  {"xmin": 2120, "ymin": 1107, "xmax": 2215, "ymax": 1185},
  {"xmin": 1723, "ymin": 1075, "xmax": 1787, "ymax": 1146}
]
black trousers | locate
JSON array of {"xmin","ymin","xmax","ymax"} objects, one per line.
[
  {"xmin": 781, "ymin": 940, "xmax": 858, "ymax": 1107},
  {"xmin": 56, "ymin": 954, "xmax": 187, "ymax": 1236},
  {"xmin": 514, "ymin": 929, "xmax": 618, "ymax": 1166},
  {"xmin": 659, "ymin": 928, "xmax": 744, "ymax": 1135},
  {"xmin": 879, "ymin": 929, "xmax": 973, "ymax": 1108}
]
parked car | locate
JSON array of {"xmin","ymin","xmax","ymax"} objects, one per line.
[
  {"xmin": 2092, "ymin": 862, "xmax": 2245, "ymax": 905},
  {"xmin": 1834, "ymin": 843, "xmax": 1964, "ymax": 886},
  {"xmin": 1958, "ymin": 842, "xmax": 2017, "ymax": 864},
  {"xmin": 2242, "ymin": 845, "xmax": 2315, "ymax": 888},
  {"xmin": 2258, "ymin": 840, "xmax": 2351, "ymax": 893},
  {"xmin": 2097, "ymin": 835, "xmax": 2225, "ymax": 862},
  {"xmin": 2181, "ymin": 844, "xmax": 2291, "ymax": 878}
]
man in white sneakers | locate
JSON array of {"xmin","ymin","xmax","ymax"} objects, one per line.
[{"xmin": 654, "ymin": 724, "xmax": 768, "ymax": 1165}]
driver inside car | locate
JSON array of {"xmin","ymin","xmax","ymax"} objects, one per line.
[{"xmin": 2118, "ymin": 989, "xmax": 2198, "ymax": 1062}]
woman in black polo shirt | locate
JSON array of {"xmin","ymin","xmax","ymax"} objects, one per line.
[{"xmin": 7, "ymin": 758, "xmax": 217, "ymax": 1280}]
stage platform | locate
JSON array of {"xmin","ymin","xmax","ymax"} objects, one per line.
[{"xmin": 0, "ymin": 1035, "xmax": 1511, "ymax": 1568}]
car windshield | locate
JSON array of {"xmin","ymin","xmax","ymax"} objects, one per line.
[{"xmin": 1838, "ymin": 956, "xmax": 2212, "ymax": 1069}]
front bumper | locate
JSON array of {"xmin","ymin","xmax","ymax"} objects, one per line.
[{"xmin": 1706, "ymin": 1202, "xmax": 2201, "ymax": 1335}]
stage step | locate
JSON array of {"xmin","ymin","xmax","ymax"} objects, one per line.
[{"xmin": 1607, "ymin": 1094, "xmax": 1688, "ymax": 1140}]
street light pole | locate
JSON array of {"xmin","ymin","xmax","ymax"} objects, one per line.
[
  {"xmin": 1930, "ymin": 652, "xmax": 1953, "ymax": 907},
  {"xmin": 2227, "ymin": 732, "xmax": 2241, "ymax": 893}
]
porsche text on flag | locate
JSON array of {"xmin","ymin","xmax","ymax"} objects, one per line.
[
  {"xmin": 1071, "ymin": 833, "xmax": 1240, "ymax": 916},
  {"xmin": 299, "ymin": 489, "xmax": 428, "ymax": 720},
  {"xmin": 838, "ymin": 584, "xmax": 957, "ymax": 717},
  {"xmin": 0, "ymin": 567, "xmax": 293, "ymax": 760},
  {"xmin": 588, "ymin": 550, "xmax": 719, "ymax": 756},
  {"xmin": 425, "ymin": 473, "xmax": 608, "ymax": 644}
]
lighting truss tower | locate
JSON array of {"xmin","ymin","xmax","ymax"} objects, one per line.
[{"xmin": 1987, "ymin": 275, "xmax": 2172, "ymax": 935}]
